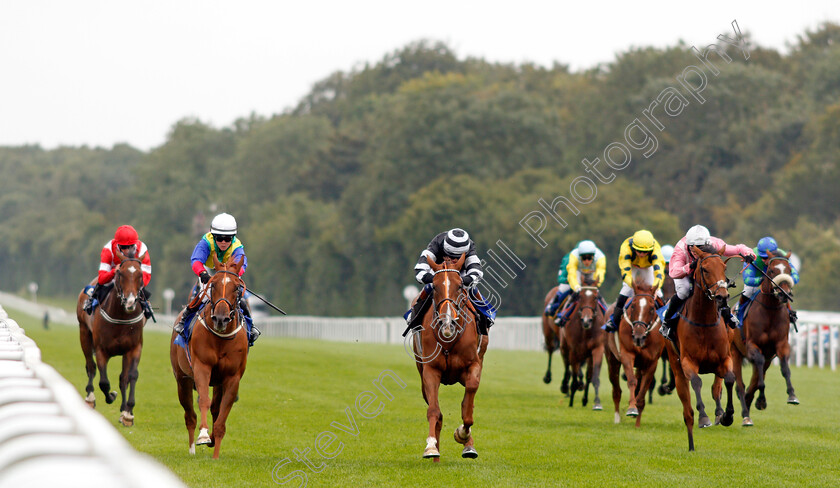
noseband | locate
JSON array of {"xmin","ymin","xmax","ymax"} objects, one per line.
[
  {"xmin": 694, "ymin": 254, "xmax": 732, "ymax": 301},
  {"xmin": 431, "ymin": 268, "xmax": 468, "ymax": 349},
  {"xmin": 622, "ymin": 293, "xmax": 660, "ymax": 340},
  {"xmin": 114, "ymin": 258, "xmax": 143, "ymax": 308},
  {"xmin": 202, "ymin": 269, "xmax": 245, "ymax": 337}
]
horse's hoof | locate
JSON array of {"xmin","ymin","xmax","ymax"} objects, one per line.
[
  {"xmin": 84, "ymin": 392, "xmax": 96, "ymax": 409},
  {"xmin": 543, "ymin": 373, "xmax": 552, "ymax": 384},
  {"xmin": 106, "ymin": 391, "xmax": 117, "ymax": 404},
  {"xmin": 614, "ymin": 412, "xmax": 621, "ymax": 424},
  {"xmin": 454, "ymin": 425, "xmax": 470, "ymax": 444},
  {"xmin": 189, "ymin": 443, "xmax": 195, "ymax": 455},
  {"xmin": 196, "ymin": 428, "xmax": 212, "ymax": 445},
  {"xmin": 715, "ymin": 415, "xmax": 722, "ymax": 426},
  {"xmin": 698, "ymin": 417, "xmax": 712, "ymax": 428},
  {"xmin": 756, "ymin": 398, "xmax": 767, "ymax": 410},
  {"xmin": 626, "ymin": 407, "xmax": 639, "ymax": 417},
  {"xmin": 462, "ymin": 446, "xmax": 478, "ymax": 459},
  {"xmin": 423, "ymin": 448, "xmax": 440, "ymax": 459},
  {"xmin": 593, "ymin": 403, "xmax": 603, "ymax": 411},
  {"xmin": 560, "ymin": 385, "xmax": 569, "ymax": 395},
  {"xmin": 720, "ymin": 413, "xmax": 734, "ymax": 427},
  {"xmin": 742, "ymin": 417, "xmax": 753, "ymax": 427},
  {"xmin": 119, "ymin": 411, "xmax": 134, "ymax": 427},
  {"xmin": 787, "ymin": 396, "xmax": 799, "ymax": 405}
]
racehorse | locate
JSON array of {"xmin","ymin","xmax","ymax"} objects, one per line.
[
  {"xmin": 541, "ymin": 285, "xmax": 562, "ymax": 384},
  {"xmin": 731, "ymin": 249, "xmax": 798, "ymax": 426},
  {"xmin": 558, "ymin": 274, "xmax": 605, "ymax": 409},
  {"xmin": 411, "ymin": 253, "xmax": 488, "ymax": 461},
  {"xmin": 656, "ymin": 273, "xmax": 677, "ymax": 397},
  {"xmin": 170, "ymin": 254, "xmax": 248, "ymax": 459},
  {"xmin": 606, "ymin": 278, "xmax": 664, "ymax": 426},
  {"xmin": 76, "ymin": 248, "xmax": 146, "ymax": 426},
  {"xmin": 664, "ymin": 245, "xmax": 745, "ymax": 451}
]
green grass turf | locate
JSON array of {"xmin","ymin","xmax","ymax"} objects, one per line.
[{"xmin": 8, "ymin": 307, "xmax": 840, "ymax": 487}]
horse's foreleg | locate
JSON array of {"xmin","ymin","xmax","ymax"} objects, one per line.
[
  {"xmin": 730, "ymin": 347, "xmax": 751, "ymax": 425},
  {"xmin": 606, "ymin": 353, "xmax": 622, "ymax": 423},
  {"xmin": 118, "ymin": 348, "xmax": 141, "ymax": 427},
  {"xmin": 621, "ymin": 352, "xmax": 639, "ymax": 417},
  {"xmin": 777, "ymin": 342, "xmax": 799, "ymax": 405},
  {"xmin": 543, "ymin": 350, "xmax": 553, "ymax": 384},
  {"xmin": 175, "ymin": 375, "xmax": 197, "ymax": 454},
  {"xmin": 720, "ymin": 361, "xmax": 736, "ymax": 427},
  {"xmin": 590, "ymin": 346, "xmax": 604, "ymax": 411},
  {"xmin": 421, "ymin": 369, "xmax": 442, "ymax": 460},
  {"xmin": 634, "ymin": 361, "xmax": 658, "ymax": 428},
  {"xmin": 193, "ymin": 362, "xmax": 213, "ymax": 446},
  {"xmin": 711, "ymin": 376, "xmax": 724, "ymax": 425},
  {"xmin": 667, "ymin": 343, "xmax": 694, "ymax": 451},
  {"xmin": 79, "ymin": 325, "xmax": 97, "ymax": 407},
  {"xmin": 456, "ymin": 362, "xmax": 482, "ymax": 458},
  {"xmin": 689, "ymin": 374, "xmax": 710, "ymax": 428},
  {"xmin": 582, "ymin": 357, "xmax": 593, "ymax": 407},
  {"xmin": 94, "ymin": 349, "xmax": 117, "ymax": 404},
  {"xmin": 746, "ymin": 344, "xmax": 767, "ymax": 410},
  {"xmin": 211, "ymin": 377, "xmax": 241, "ymax": 459}
]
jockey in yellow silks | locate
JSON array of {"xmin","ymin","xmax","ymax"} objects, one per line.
[{"xmin": 604, "ymin": 229, "xmax": 665, "ymax": 332}]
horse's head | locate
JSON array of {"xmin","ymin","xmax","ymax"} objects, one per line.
[
  {"xmin": 627, "ymin": 278, "xmax": 659, "ymax": 347},
  {"xmin": 577, "ymin": 273, "xmax": 600, "ymax": 330},
  {"xmin": 208, "ymin": 254, "xmax": 245, "ymax": 333},
  {"xmin": 426, "ymin": 253, "xmax": 467, "ymax": 342},
  {"xmin": 763, "ymin": 250, "xmax": 795, "ymax": 303},
  {"xmin": 114, "ymin": 248, "xmax": 144, "ymax": 313},
  {"xmin": 690, "ymin": 245, "xmax": 732, "ymax": 307}
]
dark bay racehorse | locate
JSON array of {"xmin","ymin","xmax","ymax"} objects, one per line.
[
  {"xmin": 606, "ymin": 278, "xmax": 664, "ymax": 426},
  {"xmin": 559, "ymin": 274, "xmax": 605, "ymax": 409},
  {"xmin": 731, "ymin": 249, "xmax": 798, "ymax": 426},
  {"xmin": 411, "ymin": 254, "xmax": 488, "ymax": 461},
  {"xmin": 76, "ymin": 249, "xmax": 146, "ymax": 426},
  {"xmin": 170, "ymin": 254, "xmax": 248, "ymax": 459},
  {"xmin": 541, "ymin": 285, "xmax": 562, "ymax": 384},
  {"xmin": 665, "ymin": 245, "xmax": 746, "ymax": 451}
]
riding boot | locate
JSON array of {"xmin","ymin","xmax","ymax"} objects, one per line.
[
  {"xmin": 554, "ymin": 296, "xmax": 576, "ymax": 327},
  {"xmin": 139, "ymin": 288, "xmax": 154, "ymax": 319},
  {"xmin": 659, "ymin": 295, "xmax": 685, "ymax": 341},
  {"xmin": 788, "ymin": 306, "xmax": 797, "ymax": 324},
  {"xmin": 174, "ymin": 303, "xmax": 200, "ymax": 335},
  {"xmin": 240, "ymin": 298, "xmax": 260, "ymax": 345},
  {"xmin": 545, "ymin": 289, "xmax": 571, "ymax": 317},
  {"xmin": 83, "ymin": 284, "xmax": 103, "ymax": 314},
  {"xmin": 721, "ymin": 304, "xmax": 739, "ymax": 329},
  {"xmin": 605, "ymin": 295, "xmax": 628, "ymax": 332}
]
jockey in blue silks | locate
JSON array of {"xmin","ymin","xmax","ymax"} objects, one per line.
[{"xmin": 736, "ymin": 236, "xmax": 799, "ymax": 325}]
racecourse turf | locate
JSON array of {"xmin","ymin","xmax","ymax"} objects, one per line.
[{"xmin": 11, "ymin": 309, "xmax": 840, "ymax": 488}]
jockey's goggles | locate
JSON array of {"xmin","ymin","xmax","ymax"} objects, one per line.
[
  {"xmin": 580, "ymin": 254, "xmax": 594, "ymax": 261},
  {"xmin": 213, "ymin": 234, "xmax": 234, "ymax": 242}
]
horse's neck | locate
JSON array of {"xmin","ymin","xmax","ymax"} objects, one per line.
[{"xmin": 685, "ymin": 290, "xmax": 719, "ymax": 322}]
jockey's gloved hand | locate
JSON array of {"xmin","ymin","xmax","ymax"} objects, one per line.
[
  {"xmin": 743, "ymin": 254, "xmax": 755, "ymax": 264},
  {"xmin": 199, "ymin": 271, "xmax": 210, "ymax": 284},
  {"xmin": 462, "ymin": 275, "xmax": 474, "ymax": 287},
  {"xmin": 421, "ymin": 273, "xmax": 434, "ymax": 285}
]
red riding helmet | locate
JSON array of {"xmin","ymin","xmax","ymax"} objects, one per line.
[{"xmin": 114, "ymin": 225, "xmax": 139, "ymax": 246}]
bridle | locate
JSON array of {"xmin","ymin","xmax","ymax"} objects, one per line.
[
  {"xmin": 622, "ymin": 292, "xmax": 660, "ymax": 344},
  {"xmin": 693, "ymin": 253, "xmax": 735, "ymax": 302},
  {"xmin": 202, "ymin": 269, "xmax": 245, "ymax": 338},
  {"xmin": 431, "ymin": 267, "xmax": 468, "ymax": 349},
  {"xmin": 114, "ymin": 258, "xmax": 144, "ymax": 309}
]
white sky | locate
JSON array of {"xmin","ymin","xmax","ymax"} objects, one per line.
[{"xmin": 1, "ymin": 1, "xmax": 838, "ymax": 151}]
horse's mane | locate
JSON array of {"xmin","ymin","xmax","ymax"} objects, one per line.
[{"xmin": 694, "ymin": 243, "xmax": 719, "ymax": 255}]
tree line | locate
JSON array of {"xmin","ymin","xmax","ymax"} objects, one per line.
[{"xmin": 2, "ymin": 24, "xmax": 839, "ymax": 315}]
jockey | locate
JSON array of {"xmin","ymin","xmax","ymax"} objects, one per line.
[
  {"xmin": 83, "ymin": 225, "xmax": 153, "ymax": 318},
  {"xmin": 736, "ymin": 236, "xmax": 799, "ymax": 324},
  {"xmin": 173, "ymin": 213, "xmax": 259, "ymax": 345},
  {"xmin": 659, "ymin": 225, "xmax": 756, "ymax": 341},
  {"xmin": 604, "ymin": 230, "xmax": 665, "ymax": 333},
  {"xmin": 404, "ymin": 228, "xmax": 495, "ymax": 335},
  {"xmin": 543, "ymin": 240, "xmax": 606, "ymax": 327}
]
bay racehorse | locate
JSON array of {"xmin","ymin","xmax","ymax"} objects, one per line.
[
  {"xmin": 170, "ymin": 254, "xmax": 248, "ymax": 459},
  {"xmin": 411, "ymin": 253, "xmax": 488, "ymax": 461},
  {"xmin": 606, "ymin": 278, "xmax": 664, "ymax": 426},
  {"xmin": 558, "ymin": 273, "xmax": 605, "ymax": 409},
  {"xmin": 76, "ymin": 248, "xmax": 146, "ymax": 426},
  {"xmin": 541, "ymin": 285, "xmax": 562, "ymax": 384},
  {"xmin": 665, "ymin": 245, "xmax": 746, "ymax": 451},
  {"xmin": 731, "ymin": 249, "xmax": 798, "ymax": 426}
]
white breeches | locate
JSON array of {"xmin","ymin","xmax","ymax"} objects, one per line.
[
  {"xmin": 674, "ymin": 277, "xmax": 692, "ymax": 299},
  {"xmin": 618, "ymin": 267, "xmax": 663, "ymax": 298},
  {"xmin": 743, "ymin": 285, "xmax": 760, "ymax": 299}
]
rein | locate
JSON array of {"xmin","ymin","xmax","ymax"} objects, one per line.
[
  {"xmin": 622, "ymin": 292, "xmax": 661, "ymax": 336},
  {"xmin": 681, "ymin": 253, "xmax": 728, "ymax": 328},
  {"xmin": 430, "ymin": 267, "xmax": 469, "ymax": 353},
  {"xmin": 202, "ymin": 269, "xmax": 245, "ymax": 339}
]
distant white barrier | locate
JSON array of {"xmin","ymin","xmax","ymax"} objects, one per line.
[
  {"xmin": 790, "ymin": 311, "xmax": 840, "ymax": 371},
  {"xmin": 0, "ymin": 306, "xmax": 186, "ymax": 488}
]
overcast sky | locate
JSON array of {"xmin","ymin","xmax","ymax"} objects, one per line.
[{"xmin": 1, "ymin": 1, "xmax": 838, "ymax": 151}]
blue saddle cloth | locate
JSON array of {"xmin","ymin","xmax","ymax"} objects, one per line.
[
  {"xmin": 173, "ymin": 304, "xmax": 255, "ymax": 351},
  {"xmin": 403, "ymin": 284, "xmax": 498, "ymax": 321},
  {"xmin": 655, "ymin": 299, "xmax": 683, "ymax": 323}
]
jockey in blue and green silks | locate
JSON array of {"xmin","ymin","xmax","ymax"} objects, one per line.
[
  {"xmin": 174, "ymin": 212, "xmax": 258, "ymax": 345},
  {"xmin": 736, "ymin": 236, "xmax": 799, "ymax": 324}
]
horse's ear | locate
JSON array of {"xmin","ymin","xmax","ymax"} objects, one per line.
[
  {"xmin": 690, "ymin": 245, "xmax": 706, "ymax": 258},
  {"xmin": 717, "ymin": 245, "xmax": 726, "ymax": 255},
  {"xmin": 212, "ymin": 252, "xmax": 222, "ymax": 270},
  {"xmin": 232, "ymin": 254, "xmax": 245, "ymax": 274},
  {"xmin": 455, "ymin": 252, "xmax": 466, "ymax": 269},
  {"xmin": 115, "ymin": 247, "xmax": 127, "ymax": 262},
  {"xmin": 426, "ymin": 255, "xmax": 442, "ymax": 271},
  {"xmin": 785, "ymin": 250, "xmax": 792, "ymax": 259}
]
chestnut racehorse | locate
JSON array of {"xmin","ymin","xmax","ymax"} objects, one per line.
[
  {"xmin": 541, "ymin": 285, "xmax": 562, "ymax": 384},
  {"xmin": 731, "ymin": 249, "xmax": 798, "ymax": 426},
  {"xmin": 665, "ymin": 245, "xmax": 746, "ymax": 451},
  {"xmin": 558, "ymin": 274, "xmax": 605, "ymax": 409},
  {"xmin": 170, "ymin": 254, "xmax": 248, "ymax": 459},
  {"xmin": 606, "ymin": 278, "xmax": 664, "ymax": 426},
  {"xmin": 411, "ymin": 253, "xmax": 488, "ymax": 461},
  {"xmin": 76, "ymin": 249, "xmax": 146, "ymax": 426}
]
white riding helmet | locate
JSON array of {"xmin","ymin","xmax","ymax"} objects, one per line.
[
  {"xmin": 211, "ymin": 213, "xmax": 237, "ymax": 235},
  {"xmin": 685, "ymin": 225, "xmax": 711, "ymax": 246},
  {"xmin": 577, "ymin": 240, "xmax": 597, "ymax": 255},
  {"xmin": 661, "ymin": 244, "xmax": 674, "ymax": 263}
]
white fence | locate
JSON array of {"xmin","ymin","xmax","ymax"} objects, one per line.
[{"xmin": 0, "ymin": 306, "xmax": 186, "ymax": 488}]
